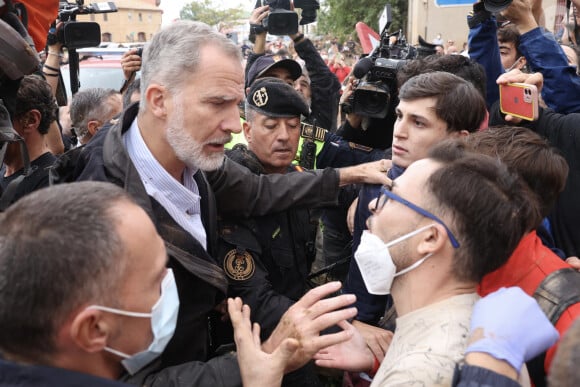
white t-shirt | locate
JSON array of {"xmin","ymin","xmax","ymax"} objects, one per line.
[{"xmin": 370, "ymin": 293, "xmax": 480, "ymax": 387}]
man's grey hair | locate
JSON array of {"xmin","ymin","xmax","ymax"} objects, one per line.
[
  {"xmin": 139, "ymin": 20, "xmax": 241, "ymax": 110},
  {"xmin": 70, "ymin": 88, "xmax": 120, "ymax": 140},
  {"xmin": 244, "ymin": 101, "xmax": 258, "ymax": 123},
  {"xmin": 0, "ymin": 182, "xmax": 132, "ymax": 363}
]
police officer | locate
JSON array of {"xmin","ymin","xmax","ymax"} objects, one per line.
[{"xmin": 219, "ymin": 77, "xmax": 321, "ymax": 387}]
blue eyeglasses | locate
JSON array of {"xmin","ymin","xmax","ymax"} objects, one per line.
[{"xmin": 374, "ymin": 185, "xmax": 461, "ymax": 248}]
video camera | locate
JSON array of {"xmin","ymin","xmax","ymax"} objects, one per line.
[
  {"xmin": 341, "ymin": 5, "xmax": 435, "ymax": 119},
  {"xmin": 55, "ymin": 1, "xmax": 117, "ymax": 49},
  {"xmin": 257, "ymin": 0, "xmax": 319, "ymax": 36}
]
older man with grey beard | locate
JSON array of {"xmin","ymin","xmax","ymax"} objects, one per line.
[{"xmin": 50, "ymin": 20, "xmax": 392, "ymax": 387}]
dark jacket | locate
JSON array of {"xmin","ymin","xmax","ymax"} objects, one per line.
[
  {"xmin": 294, "ymin": 37, "xmax": 341, "ymax": 132},
  {"xmin": 0, "ymin": 151, "xmax": 55, "ymax": 208},
  {"xmin": 218, "ymin": 147, "xmax": 317, "ymax": 338},
  {"xmin": 51, "ymin": 103, "xmax": 341, "ymax": 386},
  {"xmin": 344, "ymin": 165, "xmax": 404, "ymax": 323},
  {"xmin": 0, "ymin": 358, "xmax": 130, "ymax": 387},
  {"xmin": 451, "ymin": 364, "xmax": 521, "ymax": 387},
  {"xmin": 490, "ymin": 104, "xmax": 580, "ymax": 258}
]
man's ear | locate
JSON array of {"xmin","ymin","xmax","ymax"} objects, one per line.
[
  {"xmin": 69, "ymin": 308, "xmax": 111, "ymax": 354},
  {"xmin": 19, "ymin": 109, "xmax": 41, "ymax": 134},
  {"xmin": 416, "ymin": 224, "xmax": 447, "ymax": 256},
  {"xmin": 145, "ymin": 84, "xmax": 167, "ymax": 119},
  {"xmin": 87, "ymin": 120, "xmax": 101, "ymax": 137},
  {"xmin": 242, "ymin": 121, "xmax": 252, "ymax": 143}
]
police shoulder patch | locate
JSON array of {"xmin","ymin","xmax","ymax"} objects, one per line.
[{"xmin": 223, "ymin": 249, "xmax": 255, "ymax": 281}]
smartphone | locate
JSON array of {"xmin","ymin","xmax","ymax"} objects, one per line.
[{"xmin": 500, "ymin": 83, "xmax": 539, "ymax": 121}]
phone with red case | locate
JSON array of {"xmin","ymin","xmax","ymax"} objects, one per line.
[{"xmin": 500, "ymin": 83, "xmax": 539, "ymax": 121}]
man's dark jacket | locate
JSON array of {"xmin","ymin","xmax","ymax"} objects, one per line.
[
  {"xmin": 50, "ymin": 103, "xmax": 341, "ymax": 386},
  {"xmin": 0, "ymin": 358, "xmax": 130, "ymax": 387}
]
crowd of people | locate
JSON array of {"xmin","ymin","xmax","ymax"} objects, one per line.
[{"xmin": 1, "ymin": 0, "xmax": 580, "ymax": 386}]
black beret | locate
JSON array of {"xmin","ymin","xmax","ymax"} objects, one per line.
[{"xmin": 246, "ymin": 77, "xmax": 310, "ymax": 118}]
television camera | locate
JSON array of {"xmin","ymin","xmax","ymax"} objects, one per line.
[
  {"xmin": 341, "ymin": 5, "xmax": 436, "ymax": 119},
  {"xmin": 52, "ymin": 1, "xmax": 117, "ymax": 97}
]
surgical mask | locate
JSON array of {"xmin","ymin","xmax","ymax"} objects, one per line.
[
  {"xmin": 354, "ymin": 225, "xmax": 434, "ymax": 295},
  {"xmin": 87, "ymin": 268, "xmax": 180, "ymax": 375}
]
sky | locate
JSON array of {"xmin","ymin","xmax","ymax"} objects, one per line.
[{"xmin": 159, "ymin": 0, "xmax": 253, "ymax": 25}]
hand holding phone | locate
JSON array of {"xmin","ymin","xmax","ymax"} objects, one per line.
[{"xmin": 500, "ymin": 83, "xmax": 539, "ymax": 121}]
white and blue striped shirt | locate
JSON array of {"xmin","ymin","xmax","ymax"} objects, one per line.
[{"xmin": 124, "ymin": 118, "xmax": 207, "ymax": 249}]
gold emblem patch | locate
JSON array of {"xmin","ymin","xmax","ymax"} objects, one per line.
[
  {"xmin": 224, "ymin": 249, "xmax": 255, "ymax": 281},
  {"xmin": 252, "ymin": 87, "xmax": 269, "ymax": 107}
]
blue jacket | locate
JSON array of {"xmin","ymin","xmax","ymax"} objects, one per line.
[{"xmin": 468, "ymin": 16, "xmax": 580, "ymax": 113}]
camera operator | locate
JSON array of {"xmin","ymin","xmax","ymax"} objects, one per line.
[
  {"xmin": 336, "ymin": 75, "xmax": 395, "ymax": 150},
  {"xmin": 247, "ymin": 2, "xmax": 341, "ymax": 132}
]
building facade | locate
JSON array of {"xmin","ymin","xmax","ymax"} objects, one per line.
[{"xmin": 78, "ymin": 0, "xmax": 163, "ymax": 43}]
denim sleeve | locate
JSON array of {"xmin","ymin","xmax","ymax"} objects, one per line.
[
  {"xmin": 519, "ymin": 27, "xmax": 580, "ymax": 114},
  {"xmin": 468, "ymin": 16, "xmax": 502, "ymax": 109}
]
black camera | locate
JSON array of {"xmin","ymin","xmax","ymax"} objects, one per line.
[
  {"xmin": 342, "ymin": 30, "xmax": 417, "ymax": 119},
  {"xmin": 341, "ymin": 6, "xmax": 436, "ymax": 119},
  {"xmin": 56, "ymin": 1, "xmax": 117, "ymax": 49},
  {"xmin": 258, "ymin": 0, "xmax": 319, "ymax": 36}
]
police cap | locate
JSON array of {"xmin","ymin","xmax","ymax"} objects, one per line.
[{"xmin": 247, "ymin": 77, "xmax": 310, "ymax": 118}]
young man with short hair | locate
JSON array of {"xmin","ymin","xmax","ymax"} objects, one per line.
[{"xmin": 345, "ymin": 72, "xmax": 487, "ymax": 353}]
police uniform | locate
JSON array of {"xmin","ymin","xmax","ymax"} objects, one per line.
[
  {"xmin": 219, "ymin": 78, "xmax": 316, "ymax": 337},
  {"xmin": 218, "ymin": 80, "xmax": 322, "ymax": 387}
]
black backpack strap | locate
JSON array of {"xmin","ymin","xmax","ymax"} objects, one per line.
[
  {"xmin": 533, "ymin": 268, "xmax": 580, "ymax": 323},
  {"xmin": 527, "ymin": 268, "xmax": 580, "ymax": 387}
]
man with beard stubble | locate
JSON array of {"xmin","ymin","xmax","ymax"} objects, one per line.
[{"xmin": 51, "ymin": 20, "xmax": 391, "ymax": 387}]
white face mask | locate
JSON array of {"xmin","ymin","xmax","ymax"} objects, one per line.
[
  {"xmin": 354, "ymin": 225, "xmax": 434, "ymax": 295},
  {"xmin": 87, "ymin": 269, "xmax": 180, "ymax": 375}
]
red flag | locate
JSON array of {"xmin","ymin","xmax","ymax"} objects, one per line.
[{"xmin": 356, "ymin": 22, "xmax": 380, "ymax": 54}]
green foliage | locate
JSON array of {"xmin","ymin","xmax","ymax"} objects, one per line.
[
  {"xmin": 318, "ymin": 0, "xmax": 407, "ymax": 42},
  {"xmin": 180, "ymin": 0, "xmax": 248, "ymax": 27}
]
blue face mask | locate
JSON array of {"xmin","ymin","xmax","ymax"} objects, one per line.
[{"xmin": 87, "ymin": 268, "xmax": 180, "ymax": 375}]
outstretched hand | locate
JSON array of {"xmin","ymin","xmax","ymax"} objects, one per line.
[
  {"xmin": 352, "ymin": 320, "xmax": 393, "ymax": 362},
  {"xmin": 338, "ymin": 159, "xmax": 392, "ymax": 187},
  {"xmin": 314, "ymin": 320, "xmax": 376, "ymax": 372},
  {"xmin": 228, "ymin": 298, "xmax": 298, "ymax": 387},
  {"xmin": 262, "ymin": 281, "xmax": 358, "ymax": 373}
]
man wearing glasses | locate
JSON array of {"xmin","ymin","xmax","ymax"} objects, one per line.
[
  {"xmin": 313, "ymin": 141, "xmax": 541, "ymax": 386},
  {"xmin": 344, "ymin": 71, "xmax": 488, "ymax": 359}
]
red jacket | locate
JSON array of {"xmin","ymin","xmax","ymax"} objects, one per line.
[
  {"xmin": 478, "ymin": 231, "xmax": 580, "ymax": 371},
  {"xmin": 328, "ymin": 63, "xmax": 351, "ymax": 84}
]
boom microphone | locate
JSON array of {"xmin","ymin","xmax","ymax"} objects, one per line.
[{"xmin": 353, "ymin": 57, "xmax": 373, "ymax": 79}]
